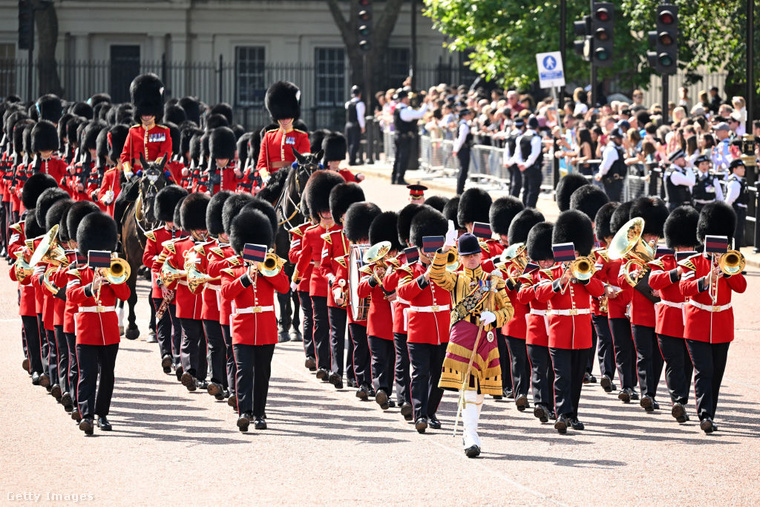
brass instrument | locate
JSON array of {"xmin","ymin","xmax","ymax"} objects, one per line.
[
  {"xmin": 349, "ymin": 244, "xmax": 371, "ymax": 320},
  {"xmin": 569, "ymin": 256, "xmax": 595, "ymax": 281},
  {"xmin": 495, "ymin": 242, "xmax": 527, "ymax": 283},
  {"xmin": 258, "ymin": 252, "xmax": 285, "ymax": 277},
  {"xmin": 42, "ymin": 269, "xmax": 60, "ymax": 295},
  {"xmin": 104, "ymin": 255, "xmax": 131, "ymax": 285},
  {"xmin": 29, "ymin": 225, "xmax": 69, "ymax": 267},
  {"xmin": 160, "ymin": 259, "xmax": 188, "ymax": 287},
  {"xmin": 363, "ymin": 241, "xmax": 392, "ymax": 284},
  {"xmin": 187, "ymin": 265, "xmax": 220, "ymax": 294},
  {"xmin": 446, "ymin": 246, "xmax": 460, "ymax": 272},
  {"xmin": 13, "ymin": 250, "xmax": 33, "ymax": 284},
  {"xmin": 607, "ymin": 217, "xmax": 655, "ymax": 287},
  {"xmin": 718, "ymin": 250, "xmax": 745, "ymax": 276}
]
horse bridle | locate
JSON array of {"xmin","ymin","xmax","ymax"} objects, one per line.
[
  {"xmin": 275, "ymin": 162, "xmax": 317, "ymax": 228},
  {"xmin": 131, "ymin": 170, "xmax": 163, "ymax": 242}
]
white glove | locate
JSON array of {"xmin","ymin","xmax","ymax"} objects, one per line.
[
  {"xmin": 327, "ymin": 274, "xmax": 336, "ymax": 286},
  {"xmin": 444, "ymin": 219, "xmax": 458, "ymax": 248},
  {"xmin": 490, "ymin": 269, "xmax": 503, "ymax": 279},
  {"xmin": 103, "ymin": 190, "xmax": 115, "ymax": 205},
  {"xmin": 480, "ymin": 311, "xmax": 496, "ymax": 325},
  {"xmin": 290, "ymin": 281, "xmax": 299, "ymax": 293},
  {"xmin": 124, "ymin": 170, "xmax": 134, "ymax": 180}
]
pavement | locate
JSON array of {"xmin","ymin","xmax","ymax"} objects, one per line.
[{"xmin": 1, "ymin": 175, "xmax": 759, "ymax": 506}]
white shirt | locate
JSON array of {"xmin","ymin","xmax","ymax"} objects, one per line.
[
  {"xmin": 398, "ymin": 103, "xmax": 428, "ymax": 123},
  {"xmin": 345, "ymin": 97, "xmax": 366, "ymax": 129},
  {"xmin": 711, "ymin": 138, "xmax": 733, "ymax": 171},
  {"xmin": 453, "ymin": 120, "xmax": 471, "ymax": 152},
  {"xmin": 598, "ymin": 142, "xmax": 620, "ymax": 176},
  {"xmin": 516, "ymin": 129, "xmax": 542, "ymax": 167},
  {"xmin": 724, "ymin": 175, "xmax": 745, "ymax": 206},
  {"xmin": 668, "ymin": 164, "xmax": 696, "ymax": 188}
]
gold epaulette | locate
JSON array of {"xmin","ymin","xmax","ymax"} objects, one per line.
[
  {"xmin": 145, "ymin": 230, "xmax": 156, "ymax": 242},
  {"xmin": 221, "ymin": 267, "xmax": 236, "ymax": 277},
  {"xmin": 225, "ymin": 255, "xmax": 242, "ymax": 267},
  {"xmin": 359, "ymin": 265, "xmax": 373, "ymax": 276},
  {"xmin": 321, "ymin": 232, "xmax": 333, "ymax": 244},
  {"xmin": 594, "ymin": 248, "xmax": 609, "ymax": 262},
  {"xmin": 649, "ymin": 259, "xmax": 665, "ymax": 270},
  {"xmin": 68, "ymin": 268, "xmax": 81, "ymax": 279},
  {"xmin": 10, "ymin": 222, "xmax": 23, "ymax": 234},
  {"xmin": 209, "ymin": 247, "xmax": 225, "ymax": 258},
  {"xmin": 540, "ymin": 269, "xmax": 554, "ymax": 281},
  {"xmin": 479, "ymin": 241, "xmax": 490, "ymax": 254},
  {"xmin": 193, "ymin": 243, "xmax": 206, "ymax": 257},
  {"xmin": 289, "ymin": 225, "xmax": 306, "ymax": 237},
  {"xmin": 335, "ymin": 255, "xmax": 347, "ymax": 269}
]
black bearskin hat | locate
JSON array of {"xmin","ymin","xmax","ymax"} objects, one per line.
[
  {"xmin": 36, "ymin": 94, "xmax": 63, "ymax": 123},
  {"xmin": 553, "ymin": 210, "xmax": 595, "ymax": 256},
  {"xmin": 230, "ymin": 209, "xmax": 274, "ymax": 254},
  {"xmin": 344, "ymin": 202, "xmax": 382, "ymax": 243},
  {"xmin": 697, "ymin": 201, "xmax": 736, "ymax": 243},
  {"xmin": 45, "ymin": 198, "xmax": 73, "ymax": 233},
  {"xmin": 31, "ymin": 120, "xmax": 59, "ymax": 153},
  {"xmin": 88, "ymin": 93, "xmax": 111, "ymax": 108},
  {"xmin": 130, "ymin": 73, "xmax": 165, "ymax": 122},
  {"xmin": 179, "ymin": 97, "xmax": 201, "ymax": 125},
  {"xmin": 305, "ymin": 170, "xmax": 344, "ymax": 217},
  {"xmin": 165, "ymin": 121, "xmax": 181, "ymax": 155},
  {"xmin": 310, "ymin": 129, "xmax": 330, "ymax": 154},
  {"xmin": 96, "ymin": 128, "xmax": 109, "ymax": 165},
  {"xmin": 629, "ymin": 197, "xmax": 669, "ymax": 238},
  {"xmin": 594, "ymin": 202, "xmax": 620, "ymax": 241},
  {"xmin": 398, "ymin": 203, "xmax": 423, "ymax": 247},
  {"xmin": 25, "ymin": 212, "xmax": 45, "ymax": 239},
  {"xmin": 70, "ymin": 102, "xmax": 93, "ymax": 120},
  {"xmin": 457, "ymin": 187, "xmax": 492, "ymax": 227},
  {"xmin": 556, "ymin": 173, "xmax": 589, "ymax": 212},
  {"xmin": 77, "ymin": 212, "xmax": 118, "ymax": 256},
  {"xmin": 490, "ymin": 196, "xmax": 524, "ymax": 236},
  {"xmin": 206, "ymin": 191, "xmax": 232, "ymax": 237},
  {"xmin": 443, "ymin": 196, "xmax": 462, "ymax": 232},
  {"xmin": 209, "ymin": 126, "xmax": 236, "ymax": 160},
  {"xmin": 14, "ymin": 119, "xmax": 33, "ymax": 154},
  {"xmin": 66, "ymin": 201, "xmax": 100, "ymax": 244},
  {"xmin": 35, "ymin": 187, "xmax": 69, "ymax": 230},
  {"xmin": 265, "ymin": 81, "xmax": 301, "ymax": 121},
  {"xmin": 57, "ymin": 205, "xmax": 74, "ymax": 244},
  {"xmin": 329, "ymin": 182, "xmax": 365, "ymax": 223},
  {"xmin": 369, "ymin": 211, "xmax": 403, "ymax": 252},
  {"xmin": 425, "ymin": 195, "xmax": 449, "ymax": 213},
  {"xmin": 210, "ymin": 103, "xmax": 234, "ymax": 125},
  {"xmin": 82, "ymin": 121, "xmax": 106, "ymax": 152},
  {"xmin": 181, "ymin": 127, "xmax": 202, "ymax": 157},
  {"xmin": 164, "ymin": 104, "xmax": 187, "ymax": 125},
  {"xmin": 66, "ymin": 117, "xmax": 86, "ymax": 148},
  {"xmin": 508, "ymin": 208, "xmax": 545, "ymax": 245},
  {"xmin": 410, "ymin": 205, "xmax": 448, "ymax": 249},
  {"xmin": 155, "ymin": 185, "xmax": 189, "ymax": 223},
  {"xmin": 21, "ymin": 173, "xmax": 58, "ymax": 210},
  {"xmin": 527, "ymin": 222, "xmax": 554, "ymax": 262},
  {"xmin": 205, "ymin": 113, "xmax": 229, "ymax": 130},
  {"xmin": 56, "ymin": 112, "xmax": 72, "ymax": 145},
  {"xmin": 237, "ymin": 132, "xmax": 253, "ymax": 169},
  {"xmin": 180, "ymin": 193, "xmax": 210, "ymax": 231},
  {"xmin": 609, "ymin": 201, "xmax": 634, "ymax": 236},
  {"xmin": 22, "ymin": 122, "xmax": 33, "ymax": 155},
  {"xmin": 222, "ymin": 193, "xmax": 254, "ymax": 235},
  {"xmin": 173, "ymin": 196, "xmax": 186, "ymax": 229},
  {"xmin": 241, "ymin": 198, "xmax": 278, "ymax": 237},
  {"xmin": 664, "ymin": 206, "xmax": 699, "ymax": 249},
  {"xmin": 322, "ymin": 132, "xmax": 346, "ymax": 163},
  {"xmin": 570, "ymin": 185, "xmax": 609, "ymax": 222},
  {"xmin": 107, "ymin": 124, "xmax": 129, "ymax": 163}
]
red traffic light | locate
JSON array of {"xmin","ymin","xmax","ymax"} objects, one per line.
[
  {"xmin": 659, "ymin": 10, "xmax": 675, "ymax": 24},
  {"xmin": 595, "ymin": 7, "xmax": 610, "ymax": 22},
  {"xmin": 359, "ymin": 0, "xmax": 371, "ymax": 5}
]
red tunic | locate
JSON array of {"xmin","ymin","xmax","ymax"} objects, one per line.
[
  {"xmin": 120, "ymin": 124, "xmax": 172, "ymax": 172},
  {"xmin": 194, "ymin": 161, "xmax": 238, "ymax": 195},
  {"xmin": 256, "ymin": 127, "xmax": 310, "ymax": 174},
  {"xmin": 165, "ymin": 160, "xmax": 185, "ymax": 185},
  {"xmin": 603, "ymin": 258, "xmax": 632, "ymax": 319},
  {"xmin": 517, "ymin": 270, "xmax": 550, "ymax": 347},
  {"xmin": 293, "ymin": 223, "xmax": 338, "ymax": 298},
  {"xmin": 207, "ymin": 244, "xmax": 237, "ymax": 326},
  {"xmin": 383, "ymin": 254, "xmax": 410, "ymax": 335},
  {"xmin": 288, "ymin": 222, "xmax": 313, "ymax": 292},
  {"xmin": 67, "ymin": 266, "xmax": 131, "ymax": 346},
  {"xmin": 357, "ymin": 273, "xmax": 393, "ymax": 340},
  {"xmin": 617, "ymin": 262, "xmax": 656, "ymax": 328},
  {"xmin": 192, "ymin": 239, "xmax": 221, "ymax": 322},
  {"xmin": 648, "ymin": 255, "xmax": 686, "ymax": 338},
  {"xmin": 97, "ymin": 167, "xmax": 122, "ymax": 217},
  {"xmin": 8, "ymin": 225, "xmax": 37, "ymax": 318},
  {"xmin": 143, "ymin": 227, "xmax": 182, "ymax": 300},
  {"xmin": 163, "ymin": 237, "xmax": 204, "ymax": 320},
  {"xmin": 320, "ymin": 228, "xmax": 350, "ymax": 309},
  {"xmin": 396, "ymin": 262, "xmax": 451, "ymax": 345},
  {"xmin": 480, "ymin": 239, "xmax": 505, "ymax": 274}
]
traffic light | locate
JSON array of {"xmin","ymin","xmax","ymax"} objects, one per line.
[
  {"xmin": 357, "ymin": 0, "xmax": 372, "ymax": 52},
  {"xmin": 573, "ymin": 16, "xmax": 592, "ymax": 62},
  {"xmin": 590, "ymin": 2, "xmax": 614, "ymax": 67},
  {"xmin": 647, "ymin": 5, "xmax": 678, "ymax": 74},
  {"xmin": 18, "ymin": 0, "xmax": 33, "ymax": 51}
]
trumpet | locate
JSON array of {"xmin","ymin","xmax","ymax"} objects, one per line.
[
  {"xmin": 569, "ymin": 256, "xmax": 595, "ymax": 281},
  {"xmin": 104, "ymin": 256, "xmax": 131, "ymax": 285},
  {"xmin": 187, "ymin": 264, "xmax": 220, "ymax": 294},
  {"xmin": 258, "ymin": 252, "xmax": 285, "ymax": 277},
  {"xmin": 718, "ymin": 250, "xmax": 745, "ymax": 276}
]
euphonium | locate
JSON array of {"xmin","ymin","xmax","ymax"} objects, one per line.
[
  {"xmin": 30, "ymin": 225, "xmax": 69, "ymax": 267},
  {"xmin": 160, "ymin": 259, "xmax": 187, "ymax": 286},
  {"xmin": 608, "ymin": 217, "xmax": 655, "ymax": 287},
  {"xmin": 259, "ymin": 252, "xmax": 285, "ymax": 277},
  {"xmin": 718, "ymin": 250, "xmax": 745, "ymax": 276},
  {"xmin": 104, "ymin": 256, "xmax": 131, "ymax": 285},
  {"xmin": 446, "ymin": 246, "xmax": 460, "ymax": 272},
  {"xmin": 363, "ymin": 241, "xmax": 392, "ymax": 283},
  {"xmin": 187, "ymin": 264, "xmax": 220, "ymax": 293},
  {"xmin": 13, "ymin": 250, "xmax": 33, "ymax": 284}
]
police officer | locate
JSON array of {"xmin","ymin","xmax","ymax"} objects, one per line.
[
  {"xmin": 595, "ymin": 128, "xmax": 626, "ymax": 202},
  {"xmin": 453, "ymin": 109, "xmax": 474, "ymax": 195},
  {"xmin": 391, "ymin": 90, "xmax": 427, "ymax": 186},
  {"xmin": 663, "ymin": 149, "xmax": 695, "ymax": 212},
  {"xmin": 345, "ymin": 85, "xmax": 366, "ymax": 166},
  {"xmin": 724, "ymin": 158, "xmax": 748, "ymax": 247},
  {"xmin": 515, "ymin": 117, "xmax": 544, "ymax": 208},
  {"xmin": 692, "ymin": 154, "xmax": 724, "ymax": 212},
  {"xmin": 504, "ymin": 118, "xmax": 525, "ymax": 199}
]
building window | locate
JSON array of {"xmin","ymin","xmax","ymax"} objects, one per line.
[
  {"xmin": 0, "ymin": 44, "xmax": 16, "ymax": 99},
  {"xmin": 236, "ymin": 46, "xmax": 266, "ymax": 107},
  {"xmin": 384, "ymin": 48, "xmax": 410, "ymax": 90},
  {"xmin": 315, "ymin": 48, "xmax": 345, "ymax": 107}
]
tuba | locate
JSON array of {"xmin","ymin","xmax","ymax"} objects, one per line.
[
  {"xmin": 363, "ymin": 241, "xmax": 391, "ymax": 284},
  {"xmin": 607, "ymin": 217, "xmax": 655, "ymax": 287},
  {"xmin": 718, "ymin": 250, "xmax": 745, "ymax": 276}
]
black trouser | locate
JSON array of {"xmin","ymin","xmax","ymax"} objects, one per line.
[
  {"xmin": 298, "ymin": 291, "xmax": 314, "ymax": 359},
  {"xmin": 0, "ymin": 199, "xmax": 6, "ymax": 251},
  {"xmin": 310, "ymin": 296, "xmax": 330, "ymax": 370},
  {"xmin": 328, "ymin": 306, "xmax": 347, "ymax": 377},
  {"xmin": 609, "ymin": 317, "xmax": 637, "ymax": 390},
  {"xmin": 631, "ymin": 324, "xmax": 663, "ymax": 399},
  {"xmin": 169, "ymin": 305, "xmax": 182, "ymax": 367},
  {"xmin": 233, "ymin": 343, "xmax": 275, "ymax": 418},
  {"xmin": 222, "ymin": 324, "xmax": 234, "ymax": 392},
  {"xmin": 369, "ymin": 336, "xmax": 395, "ymax": 395},
  {"xmin": 495, "ymin": 329, "xmax": 513, "ymax": 391},
  {"xmin": 54, "ymin": 325, "xmax": 70, "ymax": 393},
  {"xmin": 152, "ymin": 297, "xmax": 173, "ymax": 359},
  {"xmin": 393, "ymin": 332, "xmax": 411, "ymax": 405},
  {"xmin": 180, "ymin": 318, "xmax": 207, "ymax": 379},
  {"xmin": 148, "ymin": 299, "xmax": 155, "ymax": 335},
  {"xmin": 46, "ymin": 329, "xmax": 58, "ymax": 387},
  {"xmin": 345, "ymin": 123, "xmax": 362, "ymax": 165},
  {"xmin": 592, "ymin": 314, "xmax": 616, "ymax": 379},
  {"xmin": 76, "ymin": 343, "xmax": 119, "ymax": 420},
  {"xmin": 603, "ymin": 177, "xmax": 624, "ymax": 202},
  {"xmin": 527, "ymin": 344, "xmax": 554, "ymax": 411},
  {"xmin": 508, "ymin": 164, "xmax": 522, "ymax": 198},
  {"xmin": 506, "ymin": 335, "xmax": 530, "ymax": 398},
  {"xmin": 64, "ymin": 333, "xmax": 77, "ymax": 404},
  {"xmin": 685, "ymin": 340, "xmax": 730, "ymax": 422},
  {"xmin": 407, "ymin": 342, "xmax": 446, "ymax": 421},
  {"xmin": 733, "ymin": 205, "xmax": 746, "ymax": 248},
  {"xmin": 277, "ymin": 290, "xmax": 292, "ymax": 335},
  {"xmin": 350, "ymin": 323, "xmax": 371, "ymax": 387},
  {"xmin": 21, "ymin": 315, "xmax": 42, "ymax": 374},
  {"xmin": 586, "ymin": 323, "xmax": 598, "ymax": 374},
  {"xmin": 203, "ymin": 319, "xmax": 226, "ymax": 385},
  {"xmin": 392, "ymin": 133, "xmax": 412, "ymax": 183},
  {"xmin": 38, "ymin": 314, "xmax": 48, "ymax": 374},
  {"xmin": 522, "ymin": 164, "xmax": 543, "ymax": 208},
  {"xmin": 658, "ymin": 334, "xmax": 693, "ymax": 405},
  {"xmin": 456, "ymin": 148, "xmax": 471, "ymax": 195},
  {"xmin": 549, "ymin": 347, "xmax": 589, "ymax": 418}
]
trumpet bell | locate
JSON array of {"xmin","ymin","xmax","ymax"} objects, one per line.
[
  {"xmin": 259, "ymin": 252, "xmax": 284, "ymax": 277},
  {"xmin": 719, "ymin": 250, "xmax": 745, "ymax": 276},
  {"xmin": 105, "ymin": 257, "xmax": 131, "ymax": 285},
  {"xmin": 608, "ymin": 217, "xmax": 654, "ymax": 264},
  {"xmin": 14, "ymin": 251, "xmax": 33, "ymax": 284},
  {"xmin": 363, "ymin": 241, "xmax": 391, "ymax": 265},
  {"xmin": 570, "ymin": 256, "xmax": 595, "ymax": 281},
  {"xmin": 30, "ymin": 225, "xmax": 68, "ymax": 267}
]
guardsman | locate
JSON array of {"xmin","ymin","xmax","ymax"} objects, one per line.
[
  {"xmin": 67, "ymin": 212, "xmax": 131, "ymax": 435},
  {"xmin": 663, "ymin": 149, "xmax": 695, "ymax": 212},
  {"xmin": 96, "ymin": 125, "xmax": 129, "ymax": 217},
  {"xmin": 680, "ymin": 202, "xmax": 746, "ymax": 433},
  {"xmin": 67, "ymin": 122, "xmax": 105, "ymax": 204},
  {"xmin": 257, "ymin": 81, "xmax": 310, "ymax": 176},
  {"xmin": 198, "ymin": 127, "xmax": 238, "ymax": 195},
  {"xmin": 322, "ymin": 132, "xmax": 364, "ymax": 183},
  {"xmin": 691, "ymin": 154, "xmax": 723, "ymax": 212},
  {"xmin": 288, "ymin": 198, "xmax": 316, "ymax": 370},
  {"xmin": 120, "ymin": 74, "xmax": 172, "ymax": 179},
  {"xmin": 222, "ymin": 209, "xmax": 289, "ymax": 431},
  {"xmin": 11, "ymin": 122, "xmax": 35, "ymax": 216},
  {"xmin": 29, "ymin": 120, "xmax": 67, "ymax": 185}
]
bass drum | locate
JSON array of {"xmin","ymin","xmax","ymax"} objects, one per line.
[{"xmin": 349, "ymin": 244, "xmax": 371, "ymax": 321}]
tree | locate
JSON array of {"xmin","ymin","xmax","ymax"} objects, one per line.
[{"xmin": 33, "ymin": 0, "xmax": 63, "ymax": 97}]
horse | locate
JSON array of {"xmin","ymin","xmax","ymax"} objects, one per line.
[{"xmin": 114, "ymin": 154, "xmax": 169, "ymax": 340}]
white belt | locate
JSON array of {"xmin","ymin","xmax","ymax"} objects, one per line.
[
  {"xmin": 79, "ymin": 305, "xmax": 116, "ymax": 313},
  {"xmin": 658, "ymin": 299, "xmax": 684, "ymax": 309},
  {"xmin": 689, "ymin": 300, "xmax": 732, "ymax": 313},
  {"xmin": 234, "ymin": 305, "xmax": 275, "ymax": 315},
  {"xmin": 529, "ymin": 309, "xmax": 548, "ymax": 316},
  {"xmin": 408, "ymin": 304, "xmax": 450, "ymax": 313},
  {"xmin": 396, "ymin": 297, "xmax": 410, "ymax": 306},
  {"xmin": 552, "ymin": 308, "xmax": 591, "ymax": 316}
]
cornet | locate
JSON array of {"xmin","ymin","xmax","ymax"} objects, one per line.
[
  {"xmin": 445, "ymin": 247, "xmax": 460, "ymax": 272},
  {"xmin": 718, "ymin": 250, "xmax": 745, "ymax": 276},
  {"xmin": 104, "ymin": 256, "xmax": 131, "ymax": 285},
  {"xmin": 187, "ymin": 265, "xmax": 220, "ymax": 294},
  {"xmin": 258, "ymin": 252, "xmax": 285, "ymax": 277}
]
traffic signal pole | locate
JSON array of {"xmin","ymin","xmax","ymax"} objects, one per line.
[
  {"xmin": 662, "ymin": 73, "xmax": 669, "ymax": 124},
  {"xmin": 26, "ymin": 10, "xmax": 33, "ymax": 102}
]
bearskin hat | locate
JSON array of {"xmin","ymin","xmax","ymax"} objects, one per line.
[
  {"xmin": 594, "ymin": 202, "xmax": 620, "ymax": 241},
  {"xmin": 21, "ymin": 122, "xmax": 33, "ymax": 154},
  {"xmin": 222, "ymin": 193, "xmax": 255, "ymax": 235},
  {"xmin": 173, "ymin": 196, "xmax": 186, "ymax": 229},
  {"xmin": 181, "ymin": 127, "xmax": 202, "ymax": 157},
  {"xmin": 237, "ymin": 132, "xmax": 253, "ymax": 169},
  {"xmin": 130, "ymin": 73, "xmax": 165, "ymax": 122},
  {"xmin": 310, "ymin": 129, "xmax": 330, "ymax": 155},
  {"xmin": 109, "ymin": 103, "xmax": 133, "ymax": 126},
  {"xmin": 96, "ymin": 128, "xmax": 109, "ymax": 165},
  {"xmin": 304, "ymin": 170, "xmax": 344, "ymax": 217},
  {"xmin": 697, "ymin": 201, "xmax": 736, "ymax": 243},
  {"xmin": 77, "ymin": 212, "xmax": 118, "ymax": 256},
  {"xmin": 206, "ymin": 191, "xmax": 232, "ymax": 237},
  {"xmin": 36, "ymin": 94, "xmax": 63, "ymax": 123},
  {"xmin": 200, "ymin": 131, "xmax": 211, "ymax": 160},
  {"xmin": 14, "ymin": 119, "xmax": 33, "ymax": 154},
  {"xmin": 155, "ymin": 185, "xmax": 189, "ymax": 223},
  {"xmin": 230, "ymin": 209, "xmax": 274, "ymax": 254},
  {"xmin": 553, "ymin": 210, "xmax": 595, "ymax": 256},
  {"xmin": 265, "ymin": 81, "xmax": 301, "ymax": 121},
  {"xmin": 241, "ymin": 198, "xmax": 278, "ymax": 237},
  {"xmin": 369, "ymin": 211, "xmax": 403, "ymax": 252},
  {"xmin": 164, "ymin": 104, "xmax": 186, "ymax": 125},
  {"xmin": 25, "ymin": 211, "xmax": 45, "ymax": 239},
  {"xmin": 35, "ymin": 187, "xmax": 69, "ymax": 230},
  {"xmin": 180, "ymin": 192, "xmax": 210, "ymax": 231},
  {"xmin": 56, "ymin": 113, "xmax": 72, "ymax": 145},
  {"xmin": 329, "ymin": 182, "xmax": 365, "ymax": 223},
  {"xmin": 28, "ymin": 103, "xmax": 38, "ymax": 122},
  {"xmin": 322, "ymin": 132, "xmax": 346, "ymax": 163},
  {"xmin": 66, "ymin": 117, "xmax": 86, "ymax": 148},
  {"xmin": 629, "ymin": 197, "xmax": 669, "ymax": 237},
  {"xmin": 210, "ymin": 103, "xmax": 233, "ymax": 125},
  {"xmin": 508, "ymin": 208, "xmax": 545, "ymax": 245},
  {"xmin": 398, "ymin": 203, "xmax": 423, "ymax": 247},
  {"xmin": 248, "ymin": 128, "xmax": 262, "ymax": 165},
  {"xmin": 490, "ymin": 196, "xmax": 524, "ymax": 236},
  {"xmin": 82, "ymin": 121, "xmax": 106, "ymax": 151},
  {"xmin": 570, "ymin": 185, "xmax": 609, "ymax": 222},
  {"xmin": 164, "ymin": 121, "xmax": 181, "ymax": 155},
  {"xmin": 21, "ymin": 173, "xmax": 58, "ymax": 210},
  {"xmin": 457, "ymin": 187, "xmax": 492, "ymax": 227},
  {"xmin": 410, "ymin": 205, "xmax": 448, "ymax": 249},
  {"xmin": 5, "ymin": 111, "xmax": 28, "ymax": 147},
  {"xmin": 94, "ymin": 103, "xmax": 112, "ymax": 123},
  {"xmin": 107, "ymin": 124, "xmax": 129, "ymax": 163},
  {"xmin": 205, "ymin": 113, "xmax": 229, "ymax": 130},
  {"xmin": 609, "ymin": 201, "xmax": 634, "ymax": 236},
  {"xmin": 30, "ymin": 120, "xmax": 58, "ymax": 153},
  {"xmin": 443, "ymin": 196, "xmax": 462, "ymax": 232},
  {"xmin": 88, "ymin": 93, "xmax": 111, "ymax": 108},
  {"xmin": 57, "ymin": 205, "xmax": 74, "ymax": 244},
  {"xmin": 527, "ymin": 222, "xmax": 554, "ymax": 262},
  {"xmin": 556, "ymin": 173, "xmax": 590, "ymax": 212},
  {"xmin": 179, "ymin": 97, "xmax": 201, "ymax": 125},
  {"xmin": 344, "ymin": 202, "xmax": 382, "ymax": 243},
  {"xmin": 424, "ymin": 195, "xmax": 449, "ymax": 213},
  {"xmin": 66, "ymin": 201, "xmax": 100, "ymax": 244},
  {"xmin": 209, "ymin": 126, "xmax": 236, "ymax": 160},
  {"xmin": 45, "ymin": 198, "xmax": 73, "ymax": 233},
  {"xmin": 664, "ymin": 206, "xmax": 699, "ymax": 249}
]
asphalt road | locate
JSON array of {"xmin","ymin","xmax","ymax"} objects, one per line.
[{"xmin": 1, "ymin": 173, "xmax": 759, "ymax": 506}]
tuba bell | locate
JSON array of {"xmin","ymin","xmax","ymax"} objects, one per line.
[
  {"xmin": 718, "ymin": 250, "xmax": 745, "ymax": 276},
  {"xmin": 607, "ymin": 217, "xmax": 655, "ymax": 287},
  {"xmin": 363, "ymin": 241, "xmax": 392, "ymax": 266},
  {"xmin": 30, "ymin": 225, "xmax": 69, "ymax": 268},
  {"xmin": 259, "ymin": 252, "xmax": 284, "ymax": 277},
  {"xmin": 104, "ymin": 255, "xmax": 131, "ymax": 285}
]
